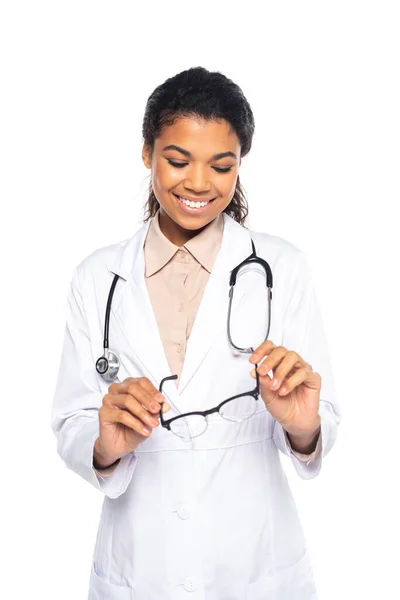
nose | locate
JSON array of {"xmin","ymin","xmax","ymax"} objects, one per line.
[{"xmin": 184, "ymin": 164, "xmax": 212, "ymax": 193}]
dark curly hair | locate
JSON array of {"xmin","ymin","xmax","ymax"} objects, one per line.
[{"xmin": 141, "ymin": 66, "xmax": 255, "ymax": 227}]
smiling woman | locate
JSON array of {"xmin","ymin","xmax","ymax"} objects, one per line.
[
  {"xmin": 51, "ymin": 65, "xmax": 340, "ymax": 600},
  {"xmin": 141, "ymin": 115, "xmax": 242, "ymax": 237},
  {"xmin": 140, "ymin": 67, "xmax": 255, "ymax": 246},
  {"xmin": 142, "ymin": 116, "xmax": 243, "ymax": 244}
]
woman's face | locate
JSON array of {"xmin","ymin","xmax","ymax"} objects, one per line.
[{"xmin": 142, "ymin": 116, "xmax": 241, "ymax": 246}]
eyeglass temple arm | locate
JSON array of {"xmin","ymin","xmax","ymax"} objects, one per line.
[{"xmin": 158, "ymin": 375, "xmax": 178, "ymax": 428}]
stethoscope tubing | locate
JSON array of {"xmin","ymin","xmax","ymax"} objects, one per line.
[{"xmin": 96, "ymin": 237, "xmax": 273, "ymax": 382}]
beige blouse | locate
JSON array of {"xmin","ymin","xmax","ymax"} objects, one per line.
[{"xmin": 96, "ymin": 208, "xmax": 321, "ymax": 476}]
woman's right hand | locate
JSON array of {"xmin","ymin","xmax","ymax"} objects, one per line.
[{"xmin": 93, "ymin": 377, "xmax": 171, "ymax": 469}]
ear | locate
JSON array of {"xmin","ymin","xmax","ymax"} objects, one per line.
[{"xmin": 142, "ymin": 144, "xmax": 152, "ymax": 169}]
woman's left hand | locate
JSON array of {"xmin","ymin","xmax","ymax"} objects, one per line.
[{"xmin": 249, "ymin": 340, "xmax": 321, "ymax": 437}]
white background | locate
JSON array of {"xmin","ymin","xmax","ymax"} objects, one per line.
[{"xmin": 1, "ymin": 1, "xmax": 399, "ymax": 598}]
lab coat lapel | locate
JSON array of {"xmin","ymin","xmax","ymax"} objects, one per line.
[
  {"xmin": 107, "ymin": 218, "xmax": 177, "ymax": 403},
  {"xmin": 177, "ymin": 213, "xmax": 252, "ymax": 396},
  {"xmin": 106, "ymin": 213, "xmax": 253, "ymax": 407}
]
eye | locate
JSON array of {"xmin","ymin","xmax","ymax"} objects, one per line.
[
  {"xmin": 167, "ymin": 159, "xmax": 233, "ymax": 174},
  {"xmin": 167, "ymin": 160, "xmax": 186, "ymax": 169},
  {"xmin": 213, "ymin": 166, "xmax": 233, "ymax": 173}
]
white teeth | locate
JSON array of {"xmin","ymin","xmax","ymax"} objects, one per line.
[{"xmin": 177, "ymin": 196, "xmax": 210, "ymax": 208}]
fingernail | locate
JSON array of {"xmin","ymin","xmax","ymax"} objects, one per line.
[
  {"xmin": 155, "ymin": 392, "xmax": 164, "ymax": 400},
  {"xmin": 150, "ymin": 402, "xmax": 160, "ymax": 411},
  {"xmin": 143, "ymin": 428, "xmax": 150, "ymax": 435},
  {"xmin": 271, "ymin": 378, "xmax": 280, "ymax": 389},
  {"xmin": 250, "ymin": 354, "xmax": 259, "ymax": 363}
]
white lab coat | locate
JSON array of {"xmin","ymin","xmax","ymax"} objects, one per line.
[{"xmin": 51, "ymin": 212, "xmax": 340, "ymax": 600}]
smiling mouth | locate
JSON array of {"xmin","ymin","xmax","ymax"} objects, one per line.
[{"xmin": 173, "ymin": 194, "xmax": 217, "ymax": 208}]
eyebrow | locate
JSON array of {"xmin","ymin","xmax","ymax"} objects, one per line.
[{"xmin": 161, "ymin": 144, "xmax": 237, "ymax": 161}]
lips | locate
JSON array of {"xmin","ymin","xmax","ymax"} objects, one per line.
[
  {"xmin": 174, "ymin": 193, "xmax": 217, "ymax": 201},
  {"xmin": 173, "ymin": 193, "xmax": 217, "ymax": 214}
]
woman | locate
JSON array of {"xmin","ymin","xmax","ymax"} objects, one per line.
[{"xmin": 51, "ymin": 66, "xmax": 341, "ymax": 599}]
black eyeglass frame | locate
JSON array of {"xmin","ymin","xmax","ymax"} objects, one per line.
[{"xmin": 158, "ymin": 239, "xmax": 273, "ymax": 434}]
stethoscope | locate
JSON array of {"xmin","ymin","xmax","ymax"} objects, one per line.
[{"xmin": 95, "ymin": 238, "xmax": 273, "ymax": 382}]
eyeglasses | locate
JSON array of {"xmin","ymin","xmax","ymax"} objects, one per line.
[
  {"xmin": 158, "ymin": 239, "xmax": 273, "ymax": 441},
  {"xmin": 158, "ymin": 369, "xmax": 262, "ymax": 440}
]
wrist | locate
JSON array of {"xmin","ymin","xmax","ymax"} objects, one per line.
[
  {"xmin": 283, "ymin": 415, "xmax": 321, "ymax": 439},
  {"xmin": 93, "ymin": 438, "xmax": 120, "ymax": 470},
  {"xmin": 284, "ymin": 418, "xmax": 321, "ymax": 454}
]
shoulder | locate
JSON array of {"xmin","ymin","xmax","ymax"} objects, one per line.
[
  {"xmin": 72, "ymin": 236, "xmax": 132, "ymax": 288},
  {"xmin": 243, "ymin": 224, "xmax": 314, "ymax": 301},
  {"xmin": 246, "ymin": 223, "xmax": 307, "ymax": 267}
]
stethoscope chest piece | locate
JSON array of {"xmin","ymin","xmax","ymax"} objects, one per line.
[
  {"xmin": 96, "ymin": 350, "xmax": 120, "ymax": 381},
  {"xmin": 96, "ymin": 273, "xmax": 121, "ymax": 382}
]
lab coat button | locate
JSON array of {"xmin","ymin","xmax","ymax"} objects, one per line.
[
  {"xmin": 183, "ymin": 577, "xmax": 200, "ymax": 592},
  {"xmin": 177, "ymin": 505, "xmax": 191, "ymax": 519}
]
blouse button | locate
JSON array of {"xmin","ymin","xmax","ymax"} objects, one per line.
[{"xmin": 177, "ymin": 343, "xmax": 182, "ymax": 353}]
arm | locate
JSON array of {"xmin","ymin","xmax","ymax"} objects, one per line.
[
  {"xmin": 50, "ymin": 266, "xmax": 138, "ymax": 498},
  {"xmin": 287, "ymin": 423, "xmax": 321, "ymax": 452},
  {"xmin": 273, "ymin": 249, "xmax": 341, "ymax": 479}
]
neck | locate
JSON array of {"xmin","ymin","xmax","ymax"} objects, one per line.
[{"xmin": 158, "ymin": 209, "xmax": 208, "ymax": 246}]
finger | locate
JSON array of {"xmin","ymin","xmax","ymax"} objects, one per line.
[
  {"xmin": 256, "ymin": 346, "xmax": 288, "ymax": 376},
  {"xmin": 249, "ymin": 340, "xmax": 276, "ymax": 363},
  {"xmin": 278, "ymin": 369, "xmax": 321, "ymax": 396},
  {"xmin": 120, "ymin": 378, "xmax": 164, "ymax": 413},
  {"xmin": 111, "ymin": 377, "xmax": 164, "ymax": 402},
  {"xmin": 260, "ymin": 350, "xmax": 302, "ymax": 386},
  {"xmin": 100, "ymin": 404, "xmax": 152, "ymax": 437},
  {"xmin": 104, "ymin": 393, "xmax": 160, "ymax": 429},
  {"xmin": 107, "ymin": 379, "xmax": 171, "ymax": 414},
  {"xmin": 135, "ymin": 378, "xmax": 171, "ymax": 414},
  {"xmin": 108, "ymin": 377, "xmax": 138, "ymax": 396},
  {"xmin": 138, "ymin": 379, "xmax": 171, "ymax": 413},
  {"xmin": 137, "ymin": 377, "xmax": 167, "ymax": 402}
]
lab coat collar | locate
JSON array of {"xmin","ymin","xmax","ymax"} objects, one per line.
[{"xmin": 106, "ymin": 212, "xmax": 253, "ymax": 404}]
